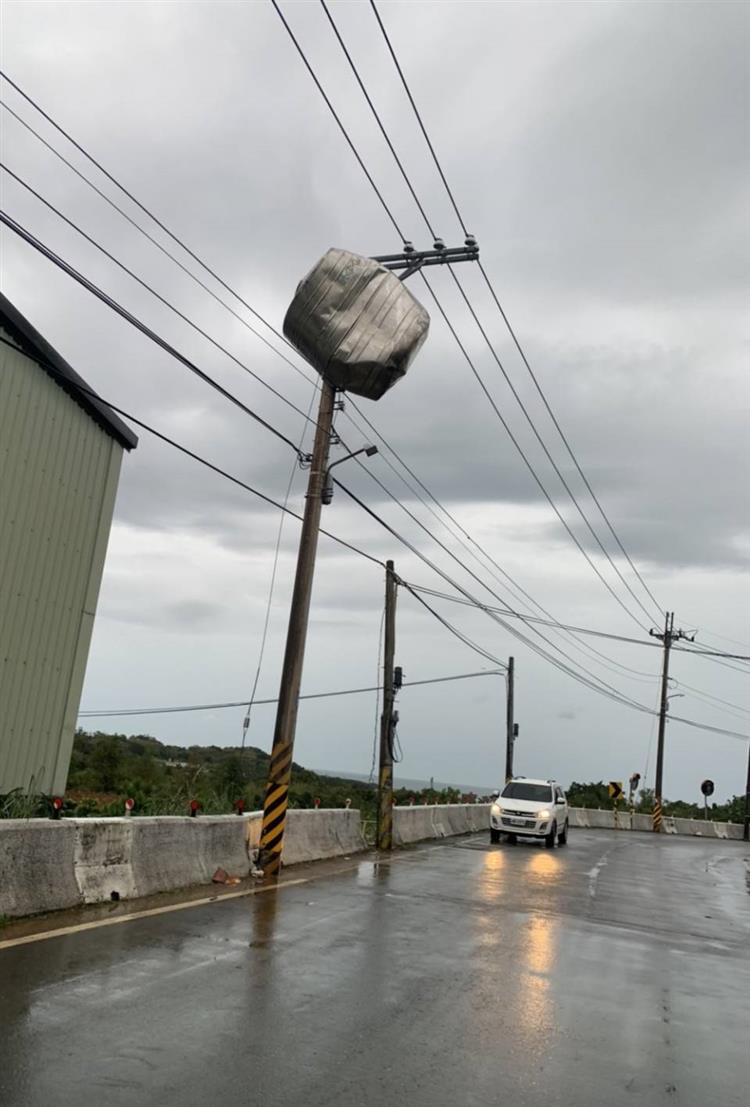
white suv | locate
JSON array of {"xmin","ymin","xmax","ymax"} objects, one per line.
[{"xmin": 490, "ymin": 778, "xmax": 569, "ymax": 847}]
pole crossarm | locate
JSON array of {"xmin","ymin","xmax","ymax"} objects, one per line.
[{"xmin": 372, "ymin": 238, "xmax": 479, "ymax": 280}]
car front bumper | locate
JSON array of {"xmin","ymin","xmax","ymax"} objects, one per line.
[{"xmin": 491, "ymin": 813, "xmax": 551, "ymax": 837}]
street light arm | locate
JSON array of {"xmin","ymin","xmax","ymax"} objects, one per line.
[{"xmin": 323, "ymin": 444, "xmax": 378, "ymax": 504}]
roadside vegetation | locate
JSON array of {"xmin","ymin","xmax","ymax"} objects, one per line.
[{"xmin": 0, "ymin": 735, "xmax": 744, "ymax": 824}]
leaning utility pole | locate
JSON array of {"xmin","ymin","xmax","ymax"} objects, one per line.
[
  {"xmin": 377, "ymin": 560, "xmax": 398, "ymax": 851},
  {"xmin": 650, "ymin": 612, "xmax": 694, "ymax": 832},
  {"xmin": 258, "ymin": 379, "xmax": 337, "ymax": 876},
  {"xmin": 505, "ymin": 656, "xmax": 515, "ymax": 781}
]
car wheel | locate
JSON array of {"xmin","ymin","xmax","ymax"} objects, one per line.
[
  {"xmin": 557, "ymin": 820, "xmax": 568, "ymax": 846},
  {"xmin": 506, "ymin": 833, "xmax": 517, "ymax": 844},
  {"xmin": 545, "ymin": 822, "xmax": 557, "ymax": 848},
  {"xmin": 490, "ymin": 828, "xmax": 501, "ymax": 844}
]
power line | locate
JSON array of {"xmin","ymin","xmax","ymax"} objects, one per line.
[
  {"xmin": 367, "ymin": 0, "xmax": 468, "ymax": 236},
  {"xmin": 77, "ymin": 669, "xmax": 505, "ymax": 718},
  {"xmin": 1, "ymin": 162, "xmax": 318, "ymax": 428},
  {"xmin": 319, "ymin": 0, "xmax": 435, "ymax": 240},
  {"xmin": 0, "ymin": 209, "xmax": 304, "ymax": 456},
  {"xmin": 420, "ymin": 272, "xmax": 652, "ymax": 632},
  {"xmin": 367, "ymin": 0, "xmax": 664, "ymax": 620},
  {"xmin": 0, "ymin": 98, "xmax": 313, "ymax": 387},
  {"xmin": 2, "ymin": 210, "xmax": 620, "ymax": 699},
  {"xmin": 300, "ymin": 3, "xmax": 655, "ymax": 634},
  {"xmin": 335, "ymin": 479, "xmax": 668, "ymax": 711},
  {"xmin": 269, "ymin": 0, "xmax": 405, "ymax": 242},
  {"xmin": 0, "ymin": 69, "xmax": 307, "ymax": 359},
  {"xmin": 2, "ymin": 73, "xmax": 662, "ymax": 689},
  {"xmin": 0, "ymin": 333, "xmax": 381, "ymax": 568},
  {"xmin": 447, "ymin": 264, "xmax": 659, "ymax": 625},
  {"xmin": 316, "ymin": 2, "xmax": 666, "ymax": 665},
  {"xmin": 7, "ymin": 71, "xmax": 742, "ymax": 715},
  {"xmin": 240, "ymin": 383, "xmax": 319, "ymax": 755}
]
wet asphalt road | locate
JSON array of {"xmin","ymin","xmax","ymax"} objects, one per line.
[{"xmin": 1, "ymin": 830, "xmax": 748, "ymax": 1107}]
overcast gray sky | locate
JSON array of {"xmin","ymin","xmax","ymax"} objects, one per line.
[{"xmin": 1, "ymin": 0, "xmax": 748, "ymax": 801}]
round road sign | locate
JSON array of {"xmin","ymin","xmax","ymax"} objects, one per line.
[{"xmin": 700, "ymin": 779, "xmax": 714, "ymax": 797}]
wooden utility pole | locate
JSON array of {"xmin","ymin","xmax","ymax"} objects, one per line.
[
  {"xmin": 258, "ymin": 379, "xmax": 337, "ymax": 877},
  {"xmin": 505, "ymin": 656, "xmax": 515, "ymax": 782},
  {"xmin": 377, "ymin": 560, "xmax": 397, "ymax": 850},
  {"xmin": 650, "ymin": 612, "xmax": 693, "ymax": 832}
]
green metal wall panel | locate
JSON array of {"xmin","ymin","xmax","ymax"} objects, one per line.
[{"xmin": 0, "ymin": 335, "xmax": 123, "ymax": 795}]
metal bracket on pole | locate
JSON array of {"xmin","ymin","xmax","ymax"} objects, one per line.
[{"xmin": 372, "ymin": 237, "xmax": 479, "ymax": 281}]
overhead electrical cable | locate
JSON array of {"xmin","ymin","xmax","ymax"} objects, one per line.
[
  {"xmin": 279, "ymin": 0, "xmax": 655, "ymax": 636},
  {"xmin": 268, "ymin": 1, "xmax": 405, "ymax": 241},
  {"xmin": 0, "ymin": 209, "xmax": 305, "ymax": 456},
  {"xmin": 5, "ymin": 68, "xmax": 740, "ymax": 704},
  {"xmin": 0, "ymin": 334, "xmax": 381, "ymax": 567},
  {"xmin": 2, "ymin": 72, "xmax": 661, "ymax": 685},
  {"xmin": 78, "ymin": 669, "xmax": 505, "ymax": 718},
  {"xmin": 0, "ymin": 99, "xmax": 315, "ymax": 387},
  {"xmin": 1, "ymin": 163, "xmax": 320, "ymax": 429},
  {"xmin": 420, "ymin": 272, "xmax": 652, "ymax": 633},
  {"xmin": 367, "ymin": 0, "xmax": 664, "ymax": 620}
]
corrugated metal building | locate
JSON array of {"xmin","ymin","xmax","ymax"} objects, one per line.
[{"xmin": 0, "ymin": 293, "xmax": 137, "ymax": 795}]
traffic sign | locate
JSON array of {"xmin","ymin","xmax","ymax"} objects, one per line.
[
  {"xmin": 608, "ymin": 781, "xmax": 624, "ymax": 800},
  {"xmin": 700, "ymin": 779, "xmax": 715, "ymax": 797}
]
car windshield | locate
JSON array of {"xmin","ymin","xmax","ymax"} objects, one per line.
[{"xmin": 501, "ymin": 782, "xmax": 553, "ymax": 802}]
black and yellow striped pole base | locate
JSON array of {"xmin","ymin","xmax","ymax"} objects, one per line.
[
  {"xmin": 652, "ymin": 800, "xmax": 663, "ymax": 833},
  {"xmin": 377, "ymin": 763, "xmax": 393, "ymax": 851},
  {"xmin": 258, "ymin": 740, "xmax": 294, "ymax": 877}
]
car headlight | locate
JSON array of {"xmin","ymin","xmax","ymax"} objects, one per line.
[
  {"xmin": 491, "ymin": 804, "xmax": 503, "ymax": 817},
  {"xmin": 537, "ymin": 809, "xmax": 551, "ymax": 819}
]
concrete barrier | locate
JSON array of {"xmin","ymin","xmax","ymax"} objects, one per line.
[
  {"xmin": 281, "ymin": 809, "xmax": 366, "ymax": 865},
  {"xmin": 393, "ymin": 804, "xmax": 491, "ymax": 845},
  {"xmin": 0, "ymin": 809, "xmax": 367, "ymax": 918},
  {"xmin": 0, "ymin": 819, "xmax": 82, "ymax": 917},
  {"xmin": 567, "ymin": 808, "xmax": 745, "ymax": 840}
]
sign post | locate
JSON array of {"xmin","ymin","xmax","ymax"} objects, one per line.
[
  {"xmin": 609, "ymin": 781, "xmax": 623, "ymax": 829},
  {"xmin": 700, "ymin": 779, "xmax": 714, "ymax": 821}
]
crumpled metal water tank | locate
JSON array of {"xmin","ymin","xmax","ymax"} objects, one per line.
[{"xmin": 283, "ymin": 248, "xmax": 430, "ymax": 401}]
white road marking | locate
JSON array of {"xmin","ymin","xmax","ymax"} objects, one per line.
[{"xmin": 0, "ymin": 844, "xmax": 450, "ymax": 950}]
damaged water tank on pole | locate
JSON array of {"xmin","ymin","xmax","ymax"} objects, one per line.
[{"xmin": 283, "ymin": 248, "xmax": 430, "ymax": 400}]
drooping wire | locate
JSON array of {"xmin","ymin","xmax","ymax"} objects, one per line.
[
  {"xmin": 239, "ymin": 383, "xmax": 320, "ymax": 762},
  {"xmin": 369, "ymin": 603, "xmax": 386, "ymax": 784}
]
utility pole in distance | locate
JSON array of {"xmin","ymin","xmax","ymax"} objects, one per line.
[
  {"xmin": 743, "ymin": 742, "xmax": 750, "ymax": 842},
  {"xmin": 377, "ymin": 560, "xmax": 397, "ymax": 851},
  {"xmin": 650, "ymin": 612, "xmax": 694, "ymax": 832},
  {"xmin": 505, "ymin": 657, "xmax": 515, "ymax": 782}
]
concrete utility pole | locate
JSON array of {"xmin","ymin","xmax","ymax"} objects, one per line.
[
  {"xmin": 505, "ymin": 656, "xmax": 515, "ymax": 782},
  {"xmin": 257, "ymin": 380, "xmax": 337, "ymax": 876},
  {"xmin": 650, "ymin": 612, "xmax": 694, "ymax": 833},
  {"xmin": 743, "ymin": 743, "xmax": 750, "ymax": 842},
  {"xmin": 377, "ymin": 560, "xmax": 398, "ymax": 851}
]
